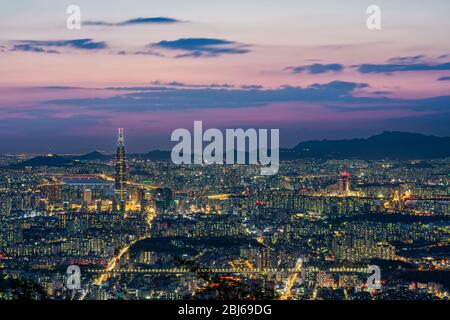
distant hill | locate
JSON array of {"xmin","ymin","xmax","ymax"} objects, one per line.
[
  {"xmin": 133, "ymin": 132, "xmax": 450, "ymax": 161},
  {"xmin": 137, "ymin": 150, "xmax": 172, "ymax": 161},
  {"xmin": 8, "ymin": 154, "xmax": 75, "ymax": 169},
  {"xmin": 289, "ymin": 131, "xmax": 450, "ymax": 160},
  {"xmin": 69, "ymin": 151, "xmax": 113, "ymax": 161}
]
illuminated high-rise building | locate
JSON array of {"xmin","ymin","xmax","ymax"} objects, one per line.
[
  {"xmin": 83, "ymin": 189, "xmax": 93, "ymax": 205},
  {"xmin": 338, "ymin": 171, "xmax": 351, "ymax": 196},
  {"xmin": 113, "ymin": 128, "xmax": 127, "ymax": 212}
]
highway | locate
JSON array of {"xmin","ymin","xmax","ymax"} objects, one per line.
[{"xmin": 85, "ymin": 266, "xmax": 367, "ymax": 274}]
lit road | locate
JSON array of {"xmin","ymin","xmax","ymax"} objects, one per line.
[
  {"xmin": 98, "ymin": 174, "xmax": 158, "ymax": 190},
  {"xmin": 256, "ymin": 236, "xmax": 274, "ymax": 251},
  {"xmin": 87, "ymin": 268, "xmax": 304, "ymax": 274},
  {"xmin": 280, "ymin": 258, "xmax": 303, "ymax": 300},
  {"xmin": 85, "ymin": 266, "xmax": 367, "ymax": 274},
  {"xmin": 94, "ymin": 242, "xmax": 135, "ymax": 286}
]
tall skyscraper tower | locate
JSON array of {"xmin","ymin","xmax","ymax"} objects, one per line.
[{"xmin": 114, "ymin": 128, "xmax": 127, "ymax": 212}]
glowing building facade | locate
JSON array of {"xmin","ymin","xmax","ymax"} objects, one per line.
[{"xmin": 113, "ymin": 128, "xmax": 127, "ymax": 212}]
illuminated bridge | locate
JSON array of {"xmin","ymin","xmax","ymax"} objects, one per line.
[{"xmin": 86, "ymin": 267, "xmax": 368, "ymax": 274}]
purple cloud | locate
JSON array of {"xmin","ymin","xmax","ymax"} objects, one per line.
[
  {"xmin": 287, "ymin": 63, "xmax": 344, "ymax": 74},
  {"xmin": 11, "ymin": 39, "xmax": 107, "ymax": 53},
  {"xmin": 151, "ymin": 38, "xmax": 251, "ymax": 58},
  {"xmin": 85, "ymin": 17, "xmax": 182, "ymax": 26}
]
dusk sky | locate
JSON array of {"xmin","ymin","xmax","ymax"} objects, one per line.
[{"xmin": 1, "ymin": 0, "xmax": 449, "ymax": 153}]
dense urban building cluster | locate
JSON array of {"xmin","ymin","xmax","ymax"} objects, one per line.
[{"xmin": 0, "ymin": 131, "xmax": 449, "ymax": 300}]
